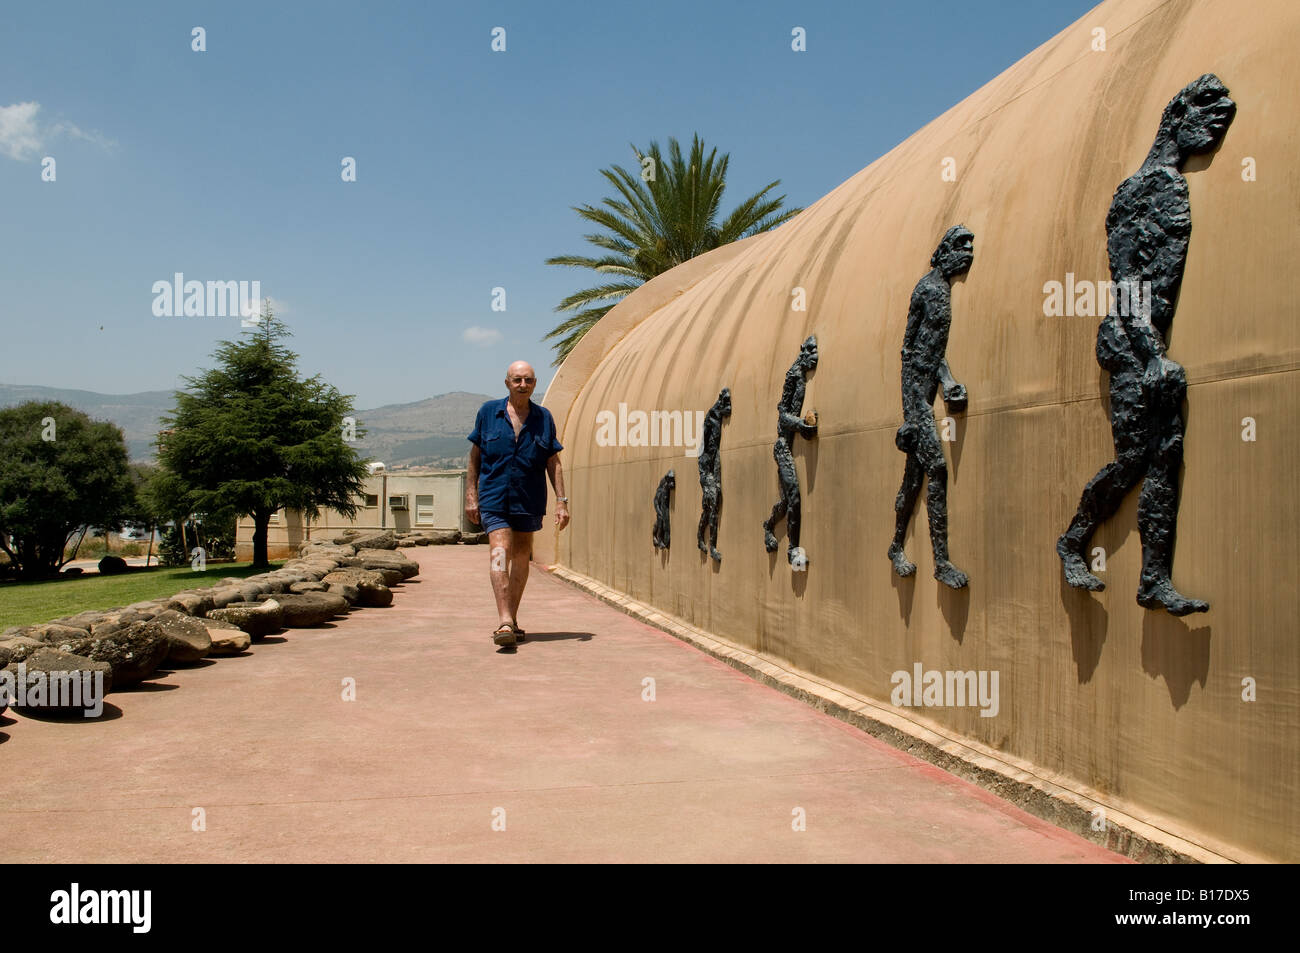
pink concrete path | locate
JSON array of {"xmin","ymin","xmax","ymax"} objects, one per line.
[{"xmin": 0, "ymin": 546, "xmax": 1126, "ymax": 863}]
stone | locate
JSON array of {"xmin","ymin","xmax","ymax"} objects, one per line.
[
  {"xmin": 423, "ymin": 530, "xmax": 462, "ymax": 545},
  {"xmin": 355, "ymin": 549, "xmax": 419, "ymax": 580},
  {"xmin": 207, "ymin": 600, "xmax": 284, "ymax": 639},
  {"xmin": 237, "ymin": 583, "xmax": 267, "ymax": 603},
  {"xmin": 166, "ymin": 591, "xmax": 215, "ymax": 617},
  {"xmin": 356, "ymin": 581, "xmax": 393, "ymax": 608},
  {"xmin": 348, "ymin": 530, "xmax": 398, "ymax": 550},
  {"xmin": 62, "ymin": 610, "xmax": 108, "ymax": 628},
  {"xmin": 290, "ymin": 581, "xmax": 329, "ymax": 593},
  {"xmin": 273, "ymin": 592, "xmax": 350, "ymax": 627},
  {"xmin": 0, "ymin": 636, "xmax": 50, "ymax": 663},
  {"xmin": 148, "ymin": 610, "xmax": 213, "ymax": 664},
  {"xmin": 61, "ymin": 567, "xmax": 83, "ymax": 576},
  {"xmin": 301, "ymin": 542, "xmax": 356, "ymax": 559},
  {"xmin": 30, "ymin": 623, "xmax": 92, "ymax": 644},
  {"xmin": 98, "ymin": 555, "xmax": 129, "ymax": 575},
  {"xmin": 201, "ymin": 622, "xmax": 251, "ymax": 656},
  {"xmin": 61, "ymin": 621, "xmax": 170, "ymax": 688},
  {"xmin": 208, "ymin": 587, "xmax": 245, "ymax": 610},
  {"xmin": 327, "ymin": 582, "xmax": 360, "ymax": 605},
  {"xmin": 321, "ymin": 568, "xmax": 387, "ymax": 588},
  {"xmin": 460, "ymin": 532, "xmax": 487, "ymax": 545}
]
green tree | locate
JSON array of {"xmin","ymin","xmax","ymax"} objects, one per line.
[
  {"xmin": 0, "ymin": 400, "xmax": 134, "ymax": 578},
  {"xmin": 156, "ymin": 305, "xmax": 371, "ymax": 568},
  {"xmin": 120, "ymin": 462, "xmax": 175, "ymax": 566},
  {"xmin": 545, "ymin": 133, "xmax": 801, "ymax": 364}
]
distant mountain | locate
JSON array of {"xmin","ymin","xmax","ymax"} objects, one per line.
[
  {"xmin": 0, "ymin": 383, "xmax": 495, "ymax": 469},
  {"xmin": 349, "ymin": 392, "xmax": 496, "ymax": 468},
  {"xmin": 0, "ymin": 383, "xmax": 179, "ymax": 462}
]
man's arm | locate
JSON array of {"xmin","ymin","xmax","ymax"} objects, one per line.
[{"xmin": 546, "ymin": 453, "xmax": 570, "ymax": 531}]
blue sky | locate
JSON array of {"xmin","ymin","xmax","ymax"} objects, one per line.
[{"xmin": 0, "ymin": 0, "xmax": 1099, "ymax": 409}]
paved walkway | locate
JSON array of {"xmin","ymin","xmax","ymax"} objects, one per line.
[{"xmin": 0, "ymin": 546, "xmax": 1125, "ymax": 863}]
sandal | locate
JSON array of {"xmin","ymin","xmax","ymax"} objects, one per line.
[
  {"xmin": 511, "ymin": 622, "xmax": 526, "ymax": 641},
  {"xmin": 492, "ymin": 623, "xmax": 517, "ymax": 647}
]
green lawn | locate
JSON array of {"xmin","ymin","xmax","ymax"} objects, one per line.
[{"xmin": 0, "ymin": 562, "xmax": 282, "ymax": 628}]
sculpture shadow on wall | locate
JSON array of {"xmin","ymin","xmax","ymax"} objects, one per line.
[
  {"xmin": 937, "ymin": 577, "xmax": 969, "ymax": 645},
  {"xmin": 1061, "ymin": 567, "xmax": 1110, "ymax": 683},
  {"xmin": 891, "ymin": 553, "xmax": 916, "ymax": 626},
  {"xmin": 1141, "ymin": 614, "xmax": 1211, "ymax": 709}
]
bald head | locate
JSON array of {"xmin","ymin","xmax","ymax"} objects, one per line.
[{"xmin": 505, "ymin": 361, "xmax": 537, "ymax": 399}]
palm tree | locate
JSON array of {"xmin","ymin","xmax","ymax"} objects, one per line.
[{"xmin": 544, "ymin": 134, "xmax": 801, "ymax": 365}]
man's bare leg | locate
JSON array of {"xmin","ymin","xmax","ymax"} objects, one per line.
[
  {"xmin": 506, "ymin": 530, "xmax": 534, "ymax": 628},
  {"xmin": 487, "ymin": 528, "xmax": 515, "ymax": 629}
]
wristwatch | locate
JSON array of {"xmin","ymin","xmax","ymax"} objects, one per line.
[{"xmin": 556, "ymin": 497, "xmax": 569, "ymax": 503}]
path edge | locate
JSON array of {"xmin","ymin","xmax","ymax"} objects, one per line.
[{"xmin": 547, "ymin": 563, "xmax": 1257, "ymax": 865}]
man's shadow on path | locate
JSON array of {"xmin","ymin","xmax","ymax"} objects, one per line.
[{"xmin": 497, "ymin": 631, "xmax": 595, "ymax": 652}]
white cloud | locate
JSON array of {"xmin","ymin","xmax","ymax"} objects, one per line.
[
  {"xmin": 462, "ymin": 325, "xmax": 503, "ymax": 346},
  {"xmin": 0, "ymin": 102, "xmax": 42, "ymax": 160},
  {"xmin": 0, "ymin": 101, "xmax": 114, "ymax": 161}
]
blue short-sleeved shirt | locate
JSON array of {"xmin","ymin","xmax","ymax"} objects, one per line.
[{"xmin": 468, "ymin": 398, "xmax": 564, "ymax": 517}]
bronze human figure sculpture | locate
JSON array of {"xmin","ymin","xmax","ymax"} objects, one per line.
[
  {"xmin": 652, "ymin": 469, "xmax": 675, "ymax": 550},
  {"xmin": 888, "ymin": 226, "xmax": 974, "ymax": 590},
  {"xmin": 763, "ymin": 335, "xmax": 818, "ymax": 570},
  {"xmin": 697, "ymin": 388, "xmax": 731, "ymax": 561},
  {"xmin": 1057, "ymin": 74, "xmax": 1234, "ymax": 616}
]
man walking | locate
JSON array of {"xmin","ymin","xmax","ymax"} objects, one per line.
[{"xmin": 467, "ymin": 361, "xmax": 570, "ymax": 648}]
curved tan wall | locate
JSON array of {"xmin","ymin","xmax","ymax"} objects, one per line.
[{"xmin": 540, "ymin": 0, "xmax": 1299, "ymax": 862}]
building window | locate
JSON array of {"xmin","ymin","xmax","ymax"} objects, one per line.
[
  {"xmin": 415, "ymin": 495, "xmax": 435, "ymax": 525},
  {"xmin": 363, "ymin": 494, "xmax": 379, "ymax": 508}
]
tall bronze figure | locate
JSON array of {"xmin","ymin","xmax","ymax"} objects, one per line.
[
  {"xmin": 763, "ymin": 335, "xmax": 819, "ymax": 570},
  {"xmin": 888, "ymin": 225, "xmax": 974, "ymax": 590},
  {"xmin": 1057, "ymin": 74, "xmax": 1235, "ymax": 616},
  {"xmin": 697, "ymin": 388, "xmax": 731, "ymax": 561}
]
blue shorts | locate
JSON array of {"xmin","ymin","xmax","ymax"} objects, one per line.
[{"xmin": 479, "ymin": 511, "xmax": 544, "ymax": 533}]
